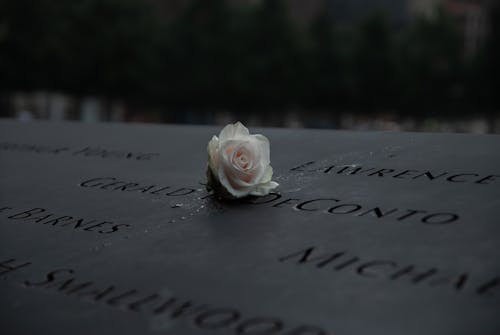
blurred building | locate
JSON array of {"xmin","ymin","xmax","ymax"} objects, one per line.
[
  {"xmin": 445, "ymin": 0, "xmax": 489, "ymax": 57},
  {"xmin": 8, "ymin": 92, "xmax": 127, "ymax": 123},
  {"xmin": 147, "ymin": 0, "xmax": 491, "ymax": 49},
  {"xmin": 149, "ymin": 0, "xmax": 327, "ymax": 27},
  {"xmin": 408, "ymin": 0, "xmax": 442, "ymax": 19},
  {"xmin": 286, "ymin": 0, "xmax": 325, "ymax": 27},
  {"xmin": 327, "ymin": 0, "xmax": 410, "ymax": 27},
  {"xmin": 409, "ymin": 0, "xmax": 491, "ymax": 56},
  {"xmin": 147, "ymin": 0, "xmax": 191, "ymax": 20}
]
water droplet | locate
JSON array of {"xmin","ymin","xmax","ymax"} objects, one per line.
[
  {"xmin": 180, "ymin": 216, "xmax": 187, "ymax": 220},
  {"xmin": 171, "ymin": 203, "xmax": 183, "ymax": 208}
]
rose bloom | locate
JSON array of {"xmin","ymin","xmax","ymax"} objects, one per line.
[{"xmin": 207, "ymin": 122, "xmax": 279, "ymax": 199}]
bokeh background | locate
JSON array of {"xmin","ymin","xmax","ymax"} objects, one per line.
[{"xmin": 0, "ymin": 0, "xmax": 499, "ymax": 132}]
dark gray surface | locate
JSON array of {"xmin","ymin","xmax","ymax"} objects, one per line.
[{"xmin": 0, "ymin": 120, "xmax": 499, "ymax": 335}]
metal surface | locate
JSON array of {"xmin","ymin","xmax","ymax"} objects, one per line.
[{"xmin": 1, "ymin": 120, "xmax": 499, "ymax": 335}]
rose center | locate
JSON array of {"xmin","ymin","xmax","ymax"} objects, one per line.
[{"xmin": 233, "ymin": 149, "xmax": 252, "ymax": 170}]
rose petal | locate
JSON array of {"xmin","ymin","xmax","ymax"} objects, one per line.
[
  {"xmin": 250, "ymin": 181, "xmax": 279, "ymax": 196},
  {"xmin": 217, "ymin": 165, "xmax": 252, "ymax": 198},
  {"xmin": 260, "ymin": 165, "xmax": 273, "ymax": 184},
  {"xmin": 207, "ymin": 135, "xmax": 219, "ymax": 172},
  {"xmin": 249, "ymin": 134, "xmax": 270, "ymax": 166},
  {"xmin": 219, "ymin": 121, "xmax": 249, "ymax": 142}
]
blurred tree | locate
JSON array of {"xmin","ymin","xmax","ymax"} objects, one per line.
[
  {"xmin": 398, "ymin": 7, "xmax": 463, "ymax": 114},
  {"xmin": 164, "ymin": 0, "xmax": 234, "ymax": 107},
  {"xmin": 351, "ymin": 12, "xmax": 396, "ymax": 111},
  {"xmin": 0, "ymin": 0, "xmax": 494, "ymax": 119},
  {"xmin": 164, "ymin": 0, "xmax": 307, "ymax": 111},
  {"xmin": 305, "ymin": 10, "xmax": 346, "ymax": 108},
  {"xmin": 241, "ymin": 0, "xmax": 305, "ymax": 108},
  {"xmin": 472, "ymin": 2, "xmax": 500, "ymax": 110},
  {"xmin": 0, "ymin": 0, "xmax": 160, "ymax": 99},
  {"xmin": 68, "ymin": 0, "xmax": 160, "ymax": 98},
  {"xmin": 0, "ymin": 0, "xmax": 65, "ymax": 91}
]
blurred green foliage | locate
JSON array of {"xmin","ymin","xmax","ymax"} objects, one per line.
[{"xmin": 0, "ymin": 0, "xmax": 498, "ymax": 114}]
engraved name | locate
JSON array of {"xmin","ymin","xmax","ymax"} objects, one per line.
[
  {"xmin": 0, "ymin": 142, "xmax": 159, "ymax": 161},
  {"xmin": 0, "ymin": 206, "xmax": 129, "ymax": 234},
  {"xmin": 291, "ymin": 161, "xmax": 499, "ymax": 185},
  {"xmin": 80, "ymin": 177, "xmax": 198, "ymax": 197},
  {"xmin": 0, "ymin": 258, "xmax": 331, "ymax": 335},
  {"xmin": 279, "ymin": 246, "xmax": 500, "ymax": 298},
  {"xmin": 241, "ymin": 193, "xmax": 460, "ymax": 225},
  {"xmin": 79, "ymin": 178, "xmax": 460, "ymax": 226}
]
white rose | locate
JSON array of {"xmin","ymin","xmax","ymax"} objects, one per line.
[{"xmin": 207, "ymin": 122, "xmax": 279, "ymax": 199}]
